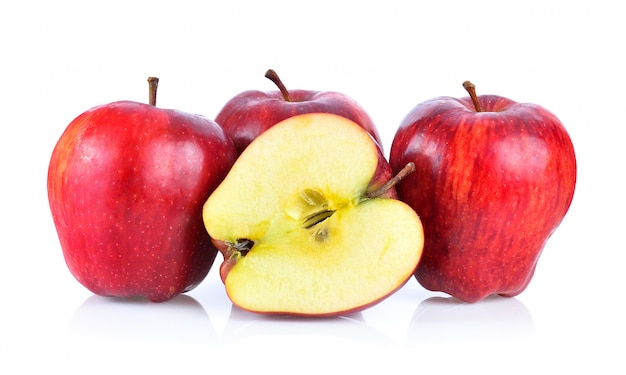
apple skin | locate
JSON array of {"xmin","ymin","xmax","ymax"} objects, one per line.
[
  {"xmin": 48, "ymin": 100, "xmax": 237, "ymax": 302},
  {"xmin": 215, "ymin": 83, "xmax": 382, "ymax": 154},
  {"xmin": 389, "ymin": 93, "xmax": 577, "ymax": 303}
]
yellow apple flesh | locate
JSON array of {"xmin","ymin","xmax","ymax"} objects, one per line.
[{"xmin": 203, "ymin": 113, "xmax": 424, "ymax": 316}]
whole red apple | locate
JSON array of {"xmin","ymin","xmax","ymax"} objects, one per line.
[
  {"xmin": 215, "ymin": 69, "xmax": 383, "ymax": 153},
  {"xmin": 389, "ymin": 81, "xmax": 577, "ymax": 303},
  {"xmin": 48, "ymin": 77, "xmax": 237, "ymax": 302}
]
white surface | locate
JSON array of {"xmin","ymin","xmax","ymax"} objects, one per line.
[{"xmin": 1, "ymin": 1, "xmax": 624, "ymax": 374}]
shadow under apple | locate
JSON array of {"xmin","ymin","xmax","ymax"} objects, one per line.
[
  {"xmin": 67, "ymin": 294, "xmax": 217, "ymax": 347},
  {"xmin": 406, "ymin": 295, "xmax": 536, "ymax": 346}
]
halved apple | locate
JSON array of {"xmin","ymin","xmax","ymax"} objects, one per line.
[{"xmin": 203, "ymin": 113, "xmax": 424, "ymax": 316}]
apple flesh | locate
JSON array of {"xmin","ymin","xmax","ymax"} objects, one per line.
[
  {"xmin": 203, "ymin": 113, "xmax": 424, "ymax": 316},
  {"xmin": 48, "ymin": 78, "xmax": 238, "ymax": 302},
  {"xmin": 215, "ymin": 69, "xmax": 383, "ymax": 154},
  {"xmin": 389, "ymin": 82, "xmax": 577, "ymax": 303}
]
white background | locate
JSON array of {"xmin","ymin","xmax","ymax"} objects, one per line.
[{"xmin": 1, "ymin": 1, "xmax": 624, "ymax": 374}]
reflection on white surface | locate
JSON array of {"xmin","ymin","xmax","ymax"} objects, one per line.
[
  {"xmin": 406, "ymin": 295, "xmax": 536, "ymax": 345},
  {"xmin": 62, "ymin": 294, "xmax": 219, "ymax": 374},
  {"xmin": 220, "ymin": 304, "xmax": 395, "ymax": 347},
  {"xmin": 67, "ymin": 294, "xmax": 218, "ymax": 346},
  {"xmin": 64, "ymin": 288, "xmax": 537, "ymax": 349}
]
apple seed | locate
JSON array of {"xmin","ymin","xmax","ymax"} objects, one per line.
[{"xmin": 301, "ymin": 210, "xmax": 335, "ymax": 229}]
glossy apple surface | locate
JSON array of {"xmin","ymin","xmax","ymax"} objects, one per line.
[
  {"xmin": 203, "ymin": 113, "xmax": 423, "ymax": 316},
  {"xmin": 215, "ymin": 69, "xmax": 382, "ymax": 153},
  {"xmin": 48, "ymin": 83, "xmax": 237, "ymax": 302},
  {"xmin": 389, "ymin": 82, "xmax": 576, "ymax": 303}
]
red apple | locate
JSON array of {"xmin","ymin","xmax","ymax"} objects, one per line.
[
  {"xmin": 48, "ymin": 77, "xmax": 238, "ymax": 302},
  {"xmin": 215, "ymin": 69, "xmax": 383, "ymax": 153},
  {"xmin": 389, "ymin": 81, "xmax": 577, "ymax": 303}
]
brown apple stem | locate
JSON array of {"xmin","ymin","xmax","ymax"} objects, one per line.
[
  {"xmin": 366, "ymin": 162, "xmax": 415, "ymax": 199},
  {"xmin": 463, "ymin": 81, "xmax": 483, "ymax": 112},
  {"xmin": 148, "ymin": 77, "xmax": 159, "ymax": 106},
  {"xmin": 265, "ymin": 69, "xmax": 292, "ymax": 102}
]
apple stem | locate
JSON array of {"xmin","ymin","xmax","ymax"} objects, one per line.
[
  {"xmin": 148, "ymin": 77, "xmax": 159, "ymax": 106},
  {"xmin": 366, "ymin": 162, "xmax": 415, "ymax": 199},
  {"xmin": 265, "ymin": 69, "xmax": 292, "ymax": 102},
  {"xmin": 462, "ymin": 81, "xmax": 483, "ymax": 112}
]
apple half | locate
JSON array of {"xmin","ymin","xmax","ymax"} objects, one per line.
[{"xmin": 203, "ymin": 113, "xmax": 424, "ymax": 317}]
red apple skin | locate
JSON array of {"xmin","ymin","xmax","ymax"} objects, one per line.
[
  {"xmin": 215, "ymin": 89, "xmax": 383, "ymax": 154},
  {"xmin": 389, "ymin": 94, "xmax": 577, "ymax": 303},
  {"xmin": 48, "ymin": 101, "xmax": 237, "ymax": 302}
]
